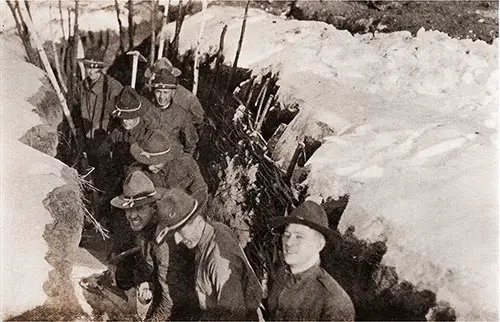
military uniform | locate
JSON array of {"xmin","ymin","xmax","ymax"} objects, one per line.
[
  {"xmin": 149, "ymin": 102, "xmax": 199, "ymax": 154},
  {"xmin": 194, "ymin": 221, "xmax": 262, "ymax": 320},
  {"xmin": 268, "ymin": 263, "xmax": 355, "ymax": 321}
]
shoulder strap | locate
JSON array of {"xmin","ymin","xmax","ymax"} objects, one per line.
[{"xmin": 99, "ymin": 74, "xmax": 110, "ymax": 130}]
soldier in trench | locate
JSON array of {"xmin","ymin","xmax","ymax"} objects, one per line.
[
  {"xmin": 155, "ymin": 188, "xmax": 263, "ymax": 321},
  {"xmin": 267, "ymin": 200, "xmax": 356, "ymax": 321},
  {"xmin": 125, "ymin": 130, "xmax": 208, "ymax": 319},
  {"xmin": 146, "ymin": 68, "xmax": 200, "ymax": 155},
  {"xmin": 144, "ymin": 57, "xmax": 205, "ymax": 126},
  {"xmin": 110, "ymin": 171, "xmax": 178, "ymax": 321},
  {"xmin": 73, "ymin": 46, "xmax": 123, "ymax": 219}
]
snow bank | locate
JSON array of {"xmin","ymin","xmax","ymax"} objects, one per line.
[
  {"xmin": 173, "ymin": 6, "xmax": 498, "ymax": 320},
  {"xmin": 0, "ymin": 36, "xmax": 104, "ymax": 319}
]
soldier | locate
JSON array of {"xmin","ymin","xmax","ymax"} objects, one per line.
[
  {"xmin": 155, "ymin": 188, "xmax": 263, "ymax": 321},
  {"xmin": 267, "ymin": 200, "xmax": 355, "ymax": 321},
  {"xmin": 128, "ymin": 130, "xmax": 207, "ymax": 206},
  {"xmin": 75, "ymin": 46, "xmax": 123, "ymax": 157},
  {"xmin": 110, "ymin": 171, "xmax": 174, "ymax": 321},
  {"xmin": 148, "ymin": 69, "xmax": 200, "ymax": 154},
  {"xmin": 128, "ymin": 130, "xmax": 208, "ymax": 320},
  {"xmin": 100, "ymin": 86, "xmax": 157, "ymax": 181},
  {"xmin": 145, "ymin": 57, "xmax": 205, "ymax": 125}
]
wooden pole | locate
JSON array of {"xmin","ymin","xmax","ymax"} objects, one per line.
[
  {"xmin": 157, "ymin": 0, "xmax": 170, "ymax": 59},
  {"xmin": 14, "ymin": 0, "xmax": 41, "ymax": 67},
  {"xmin": 128, "ymin": 0, "xmax": 135, "ymax": 50},
  {"xmin": 254, "ymin": 78, "xmax": 270, "ymax": 127},
  {"xmin": 6, "ymin": 0, "xmax": 37, "ymax": 65},
  {"xmin": 58, "ymin": 0, "xmax": 66, "ymax": 40},
  {"xmin": 192, "ymin": 0, "xmax": 208, "ymax": 95},
  {"xmin": 49, "ymin": 3, "xmax": 68, "ymax": 94},
  {"xmin": 70, "ymin": 0, "xmax": 80, "ymax": 103},
  {"xmin": 19, "ymin": 0, "xmax": 77, "ymax": 139},
  {"xmin": 67, "ymin": 8, "xmax": 72, "ymax": 38},
  {"xmin": 172, "ymin": 0, "xmax": 184, "ymax": 58},
  {"xmin": 256, "ymin": 94, "xmax": 273, "ymax": 132},
  {"xmin": 214, "ymin": 24, "xmax": 227, "ymax": 89},
  {"xmin": 149, "ymin": 0, "xmax": 157, "ymax": 66},
  {"xmin": 226, "ymin": 0, "xmax": 250, "ymax": 93},
  {"xmin": 114, "ymin": 0, "xmax": 126, "ymax": 54}
]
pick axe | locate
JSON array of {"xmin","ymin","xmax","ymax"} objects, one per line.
[{"xmin": 127, "ymin": 50, "xmax": 147, "ymax": 89}]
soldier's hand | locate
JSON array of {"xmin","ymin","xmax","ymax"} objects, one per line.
[{"xmin": 137, "ymin": 282, "xmax": 153, "ymax": 305}]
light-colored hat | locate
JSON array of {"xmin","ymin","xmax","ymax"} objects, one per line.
[
  {"xmin": 110, "ymin": 171, "xmax": 162, "ymax": 209},
  {"xmin": 155, "ymin": 188, "xmax": 200, "ymax": 244}
]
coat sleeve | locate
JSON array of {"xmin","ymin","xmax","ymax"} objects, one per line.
[
  {"xmin": 180, "ymin": 113, "xmax": 199, "ymax": 154},
  {"xmin": 103, "ymin": 77, "xmax": 123, "ymax": 132},
  {"xmin": 185, "ymin": 158, "xmax": 208, "ymax": 205},
  {"xmin": 321, "ymin": 289, "xmax": 355, "ymax": 321},
  {"xmin": 201, "ymin": 253, "xmax": 249, "ymax": 320},
  {"xmin": 146, "ymin": 241, "xmax": 173, "ymax": 321}
]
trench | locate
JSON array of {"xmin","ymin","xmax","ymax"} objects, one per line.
[{"xmin": 53, "ymin": 19, "xmax": 458, "ymax": 322}]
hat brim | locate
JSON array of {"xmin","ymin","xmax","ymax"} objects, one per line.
[
  {"xmin": 110, "ymin": 187, "xmax": 165, "ymax": 209},
  {"xmin": 79, "ymin": 59, "xmax": 105, "ymax": 68},
  {"xmin": 155, "ymin": 198, "xmax": 200, "ymax": 244},
  {"xmin": 130, "ymin": 142, "xmax": 180, "ymax": 165},
  {"xmin": 113, "ymin": 107, "xmax": 146, "ymax": 120},
  {"xmin": 269, "ymin": 216, "xmax": 340, "ymax": 242}
]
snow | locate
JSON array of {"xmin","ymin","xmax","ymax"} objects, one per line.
[
  {"xmin": 173, "ymin": 6, "xmax": 498, "ymax": 320},
  {"xmin": 0, "ymin": 35, "xmax": 104, "ymax": 319}
]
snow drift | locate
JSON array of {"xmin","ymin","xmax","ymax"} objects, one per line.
[
  {"xmin": 172, "ymin": 6, "xmax": 498, "ymax": 320},
  {"xmin": 0, "ymin": 36, "xmax": 106, "ymax": 320}
]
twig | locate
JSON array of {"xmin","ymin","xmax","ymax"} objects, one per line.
[
  {"xmin": 226, "ymin": 0, "xmax": 250, "ymax": 93},
  {"xmin": 19, "ymin": 0, "xmax": 77, "ymax": 140},
  {"xmin": 114, "ymin": 0, "xmax": 126, "ymax": 54},
  {"xmin": 192, "ymin": 0, "xmax": 208, "ymax": 95},
  {"xmin": 49, "ymin": 3, "xmax": 68, "ymax": 94}
]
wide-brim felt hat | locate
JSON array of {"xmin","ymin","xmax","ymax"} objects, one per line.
[
  {"xmin": 269, "ymin": 200, "xmax": 339, "ymax": 241},
  {"xmin": 78, "ymin": 47, "xmax": 105, "ymax": 68},
  {"xmin": 151, "ymin": 57, "xmax": 182, "ymax": 77},
  {"xmin": 112, "ymin": 86, "xmax": 146, "ymax": 119},
  {"xmin": 110, "ymin": 171, "xmax": 164, "ymax": 209},
  {"xmin": 151, "ymin": 69, "xmax": 178, "ymax": 90},
  {"xmin": 155, "ymin": 188, "xmax": 203, "ymax": 244},
  {"xmin": 130, "ymin": 131, "xmax": 182, "ymax": 165}
]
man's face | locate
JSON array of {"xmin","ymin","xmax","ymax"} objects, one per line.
[
  {"xmin": 173, "ymin": 216, "xmax": 204, "ymax": 249},
  {"xmin": 147, "ymin": 163, "xmax": 166, "ymax": 174},
  {"xmin": 282, "ymin": 223, "xmax": 323, "ymax": 267},
  {"xmin": 125, "ymin": 204, "xmax": 155, "ymax": 231},
  {"xmin": 154, "ymin": 88, "xmax": 175, "ymax": 107},
  {"xmin": 121, "ymin": 117, "xmax": 140, "ymax": 130},
  {"xmin": 86, "ymin": 67, "xmax": 102, "ymax": 83}
]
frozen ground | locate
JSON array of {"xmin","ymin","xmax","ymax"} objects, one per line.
[{"xmin": 172, "ymin": 6, "xmax": 498, "ymax": 320}]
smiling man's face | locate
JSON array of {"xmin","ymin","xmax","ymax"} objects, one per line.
[
  {"xmin": 282, "ymin": 223, "xmax": 323, "ymax": 267},
  {"xmin": 125, "ymin": 204, "xmax": 155, "ymax": 231}
]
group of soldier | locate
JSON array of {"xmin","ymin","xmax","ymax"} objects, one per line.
[{"xmin": 74, "ymin": 47, "xmax": 355, "ymax": 321}]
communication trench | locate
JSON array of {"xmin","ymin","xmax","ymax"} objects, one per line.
[{"xmin": 60, "ymin": 28, "xmax": 457, "ymax": 321}]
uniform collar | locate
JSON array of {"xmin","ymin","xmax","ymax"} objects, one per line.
[
  {"xmin": 285, "ymin": 261, "xmax": 321, "ymax": 284},
  {"xmin": 84, "ymin": 74, "xmax": 104, "ymax": 93},
  {"xmin": 196, "ymin": 221, "xmax": 214, "ymax": 253}
]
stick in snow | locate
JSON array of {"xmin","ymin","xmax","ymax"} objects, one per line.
[
  {"xmin": 150, "ymin": 0, "xmax": 157, "ymax": 66},
  {"xmin": 49, "ymin": 3, "xmax": 68, "ymax": 94},
  {"xmin": 128, "ymin": 0, "xmax": 135, "ymax": 50},
  {"xmin": 226, "ymin": 0, "xmax": 250, "ymax": 93},
  {"xmin": 214, "ymin": 24, "xmax": 228, "ymax": 90},
  {"xmin": 114, "ymin": 0, "xmax": 126, "ymax": 54},
  {"xmin": 192, "ymin": 0, "xmax": 208, "ymax": 96},
  {"xmin": 58, "ymin": 0, "xmax": 66, "ymax": 40},
  {"xmin": 157, "ymin": 0, "xmax": 170, "ymax": 59},
  {"xmin": 19, "ymin": 0, "xmax": 77, "ymax": 139}
]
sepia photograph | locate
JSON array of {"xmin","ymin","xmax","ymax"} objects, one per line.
[{"xmin": 0, "ymin": 0, "xmax": 498, "ymax": 321}]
